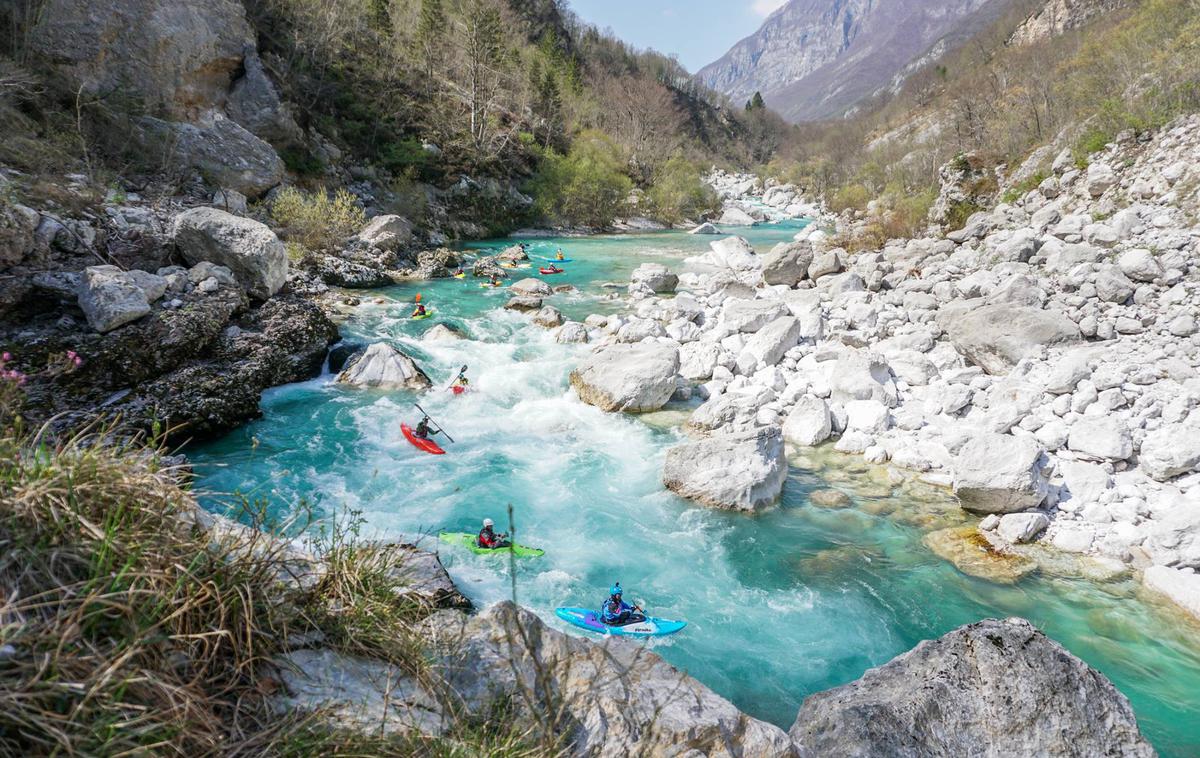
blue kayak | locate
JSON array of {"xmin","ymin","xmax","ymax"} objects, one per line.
[
  {"xmin": 554, "ymin": 607, "xmax": 686, "ymax": 638},
  {"xmin": 538, "ymin": 256, "xmax": 574, "ymax": 263}
]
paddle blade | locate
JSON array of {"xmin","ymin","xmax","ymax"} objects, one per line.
[{"xmin": 415, "ymin": 293, "xmax": 422, "ymax": 302}]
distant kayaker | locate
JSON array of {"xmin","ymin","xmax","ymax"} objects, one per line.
[
  {"xmin": 476, "ymin": 518, "xmax": 510, "ymax": 550},
  {"xmin": 411, "ymin": 303, "xmax": 428, "ymax": 318},
  {"xmin": 450, "ymin": 370, "xmax": 469, "ymax": 392},
  {"xmin": 489, "ymin": 274, "xmax": 502, "ymax": 287},
  {"xmin": 600, "ymin": 583, "xmax": 644, "ymax": 626},
  {"xmin": 413, "ymin": 416, "xmax": 439, "ymax": 440},
  {"xmin": 555, "ymin": 248, "xmax": 565, "ymax": 261}
]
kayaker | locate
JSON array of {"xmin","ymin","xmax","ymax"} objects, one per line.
[
  {"xmin": 600, "ymin": 583, "xmax": 644, "ymax": 626},
  {"xmin": 555, "ymin": 248, "xmax": 565, "ymax": 261},
  {"xmin": 413, "ymin": 416, "xmax": 439, "ymax": 440},
  {"xmin": 476, "ymin": 518, "xmax": 510, "ymax": 549},
  {"xmin": 450, "ymin": 371, "xmax": 469, "ymax": 391},
  {"xmin": 411, "ymin": 303, "xmax": 428, "ymax": 318},
  {"xmin": 489, "ymin": 274, "xmax": 502, "ymax": 287}
]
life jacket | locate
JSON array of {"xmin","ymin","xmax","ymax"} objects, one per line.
[
  {"xmin": 478, "ymin": 528, "xmax": 497, "ymax": 548},
  {"xmin": 601, "ymin": 598, "xmax": 629, "ymax": 622}
]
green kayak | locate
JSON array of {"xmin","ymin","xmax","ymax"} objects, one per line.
[{"xmin": 438, "ymin": 532, "xmax": 545, "ymax": 557}]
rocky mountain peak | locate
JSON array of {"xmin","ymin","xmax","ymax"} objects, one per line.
[{"xmin": 697, "ymin": 0, "xmax": 1011, "ymax": 122}]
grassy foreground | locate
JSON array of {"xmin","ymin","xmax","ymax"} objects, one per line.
[{"xmin": 0, "ymin": 406, "xmax": 553, "ymax": 756}]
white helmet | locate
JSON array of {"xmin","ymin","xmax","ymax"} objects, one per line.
[{"xmin": 483, "ymin": 518, "xmax": 494, "ymax": 528}]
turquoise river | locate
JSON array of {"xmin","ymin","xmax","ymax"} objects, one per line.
[{"xmin": 190, "ymin": 222, "xmax": 1200, "ymax": 755}]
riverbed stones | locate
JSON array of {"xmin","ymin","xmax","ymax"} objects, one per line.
[
  {"xmin": 172, "ymin": 207, "xmax": 288, "ymax": 298},
  {"xmin": 717, "ymin": 207, "xmax": 757, "ymax": 226},
  {"xmin": 569, "ymin": 343, "xmax": 679, "ymax": 413},
  {"xmin": 953, "ymin": 432, "xmax": 1049, "ymax": 513},
  {"xmin": 790, "ymin": 617, "xmax": 1154, "ymax": 757},
  {"xmin": 336, "ymin": 343, "xmax": 431, "ymax": 391},
  {"xmin": 718, "ymin": 298, "xmax": 787, "ymax": 334},
  {"xmin": 809, "ymin": 489, "xmax": 851, "ymax": 509},
  {"xmin": 532, "ymin": 305, "xmax": 563, "ymax": 328},
  {"xmin": 736, "ymin": 316, "xmax": 802, "ymax": 374},
  {"xmin": 504, "ymin": 296, "xmax": 542, "ymax": 312},
  {"xmin": 828, "ymin": 350, "xmax": 899, "ymax": 407},
  {"xmin": 556, "ymin": 321, "xmax": 589, "ymax": 344},
  {"xmin": 662, "ymin": 427, "xmax": 787, "ymax": 511}
]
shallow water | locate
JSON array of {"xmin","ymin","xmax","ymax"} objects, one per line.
[{"xmin": 190, "ymin": 223, "xmax": 1200, "ymax": 756}]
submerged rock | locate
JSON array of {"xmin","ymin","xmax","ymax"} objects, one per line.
[
  {"xmin": 336, "ymin": 343, "xmax": 431, "ymax": 391},
  {"xmin": 923, "ymin": 527, "xmax": 1038, "ymax": 584},
  {"xmin": 569, "ymin": 342, "xmax": 679, "ymax": 413},
  {"xmin": 663, "ymin": 427, "xmax": 787, "ymax": 511},
  {"xmin": 790, "ymin": 617, "xmax": 1154, "ymax": 757}
]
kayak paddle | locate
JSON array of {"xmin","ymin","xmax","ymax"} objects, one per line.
[{"xmin": 445, "ymin": 364, "xmax": 468, "ymax": 391}]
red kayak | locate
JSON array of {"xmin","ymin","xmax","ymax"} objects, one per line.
[
  {"xmin": 539, "ymin": 267, "xmax": 563, "ymax": 275},
  {"xmin": 401, "ymin": 423, "xmax": 445, "ymax": 455},
  {"xmin": 451, "ymin": 385, "xmax": 466, "ymax": 395}
]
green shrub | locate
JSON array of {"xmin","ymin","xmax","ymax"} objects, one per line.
[
  {"xmin": 280, "ymin": 146, "xmax": 324, "ymax": 177},
  {"xmin": 829, "ymin": 183, "xmax": 872, "ymax": 213},
  {"xmin": 270, "ymin": 186, "xmax": 367, "ymax": 252},
  {"xmin": 526, "ymin": 131, "xmax": 632, "ymax": 228},
  {"xmin": 647, "ymin": 156, "xmax": 719, "ymax": 226}
]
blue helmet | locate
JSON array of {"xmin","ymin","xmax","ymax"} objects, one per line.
[{"xmin": 609, "ymin": 583, "xmax": 622, "ymax": 596}]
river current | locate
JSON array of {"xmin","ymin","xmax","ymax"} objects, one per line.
[{"xmin": 190, "ymin": 222, "xmax": 1200, "ymax": 755}]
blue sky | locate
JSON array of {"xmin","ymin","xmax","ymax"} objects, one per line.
[{"xmin": 566, "ymin": 0, "xmax": 786, "ymax": 72}]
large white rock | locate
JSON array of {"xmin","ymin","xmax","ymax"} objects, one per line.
[
  {"xmin": 569, "ymin": 343, "xmax": 679, "ymax": 413},
  {"xmin": 679, "ymin": 341, "xmax": 722, "ymax": 381},
  {"xmin": 336, "ymin": 343, "xmax": 431, "ymax": 390},
  {"xmin": 953, "ymin": 432, "xmax": 1049, "ymax": 514},
  {"xmin": 761, "ymin": 242, "xmax": 814, "ymax": 287},
  {"xmin": 783, "ymin": 396, "xmax": 832, "ymax": 446},
  {"xmin": 828, "ymin": 350, "xmax": 898, "ymax": 407},
  {"xmin": 662, "ymin": 427, "xmax": 787, "ymax": 511},
  {"xmin": 688, "ymin": 222, "xmax": 720, "ymax": 235},
  {"xmin": 1117, "ymin": 248, "xmax": 1162, "ymax": 282},
  {"xmin": 509, "ymin": 277, "xmax": 552, "ymax": 297},
  {"xmin": 844, "ymin": 400, "xmax": 892, "ymax": 434},
  {"xmin": 1058, "ymin": 459, "xmax": 1111, "ymax": 503},
  {"xmin": 630, "ymin": 263, "xmax": 678, "ymax": 294},
  {"xmin": 735, "ymin": 316, "xmax": 802, "ymax": 374},
  {"xmin": 997, "ymin": 512, "xmax": 1050, "ymax": 544},
  {"xmin": 941, "ymin": 303, "xmax": 1081, "ymax": 375},
  {"xmin": 1139, "ymin": 425, "xmax": 1200, "ymax": 481},
  {"xmin": 355, "ymin": 214, "xmax": 413, "ymax": 251},
  {"xmin": 719, "ymin": 298, "xmax": 787, "ymax": 334},
  {"xmin": 76, "ymin": 265, "xmax": 157, "ymax": 332},
  {"xmin": 1143, "ymin": 566, "xmax": 1200, "ymax": 622},
  {"xmin": 717, "ymin": 207, "xmax": 757, "ymax": 226},
  {"xmin": 1067, "ymin": 417, "xmax": 1132, "ymax": 461},
  {"xmin": 171, "ymin": 207, "xmax": 288, "ymax": 298}
]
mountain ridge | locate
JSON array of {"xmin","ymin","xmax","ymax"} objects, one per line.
[{"xmin": 697, "ymin": 0, "xmax": 1013, "ymax": 122}]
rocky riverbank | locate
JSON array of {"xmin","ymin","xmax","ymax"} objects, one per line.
[
  {"xmin": 231, "ymin": 515, "xmax": 1152, "ymax": 756},
  {"xmin": 562, "ymin": 116, "xmax": 1200, "ymax": 625}
]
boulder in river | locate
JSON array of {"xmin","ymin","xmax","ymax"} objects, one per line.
[
  {"xmin": 510, "ymin": 277, "xmax": 552, "ymax": 297},
  {"xmin": 789, "ymin": 617, "xmax": 1154, "ymax": 757},
  {"xmin": 761, "ymin": 241, "xmax": 814, "ymax": 287},
  {"xmin": 336, "ymin": 343, "xmax": 431, "ymax": 391},
  {"xmin": 570, "ymin": 342, "xmax": 679, "ymax": 413},
  {"xmin": 556, "ymin": 321, "xmax": 589, "ymax": 344},
  {"xmin": 532, "ymin": 305, "xmax": 564, "ymax": 328},
  {"xmin": 422, "ymin": 323, "xmax": 466, "ymax": 342},
  {"xmin": 717, "ymin": 207, "xmax": 758, "ymax": 226},
  {"xmin": 923, "ymin": 526, "xmax": 1038, "ymax": 583},
  {"xmin": 172, "ymin": 207, "xmax": 288, "ymax": 298},
  {"xmin": 662, "ymin": 427, "xmax": 787, "ymax": 511},
  {"xmin": 783, "ymin": 396, "xmax": 832, "ymax": 446}
]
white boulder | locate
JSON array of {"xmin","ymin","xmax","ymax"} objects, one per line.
[
  {"xmin": 336, "ymin": 343, "xmax": 431, "ymax": 390},
  {"xmin": 569, "ymin": 343, "xmax": 680, "ymax": 413},
  {"xmin": 783, "ymin": 397, "xmax": 832, "ymax": 446},
  {"xmin": 171, "ymin": 207, "xmax": 288, "ymax": 299},
  {"xmin": 953, "ymin": 432, "xmax": 1049, "ymax": 514},
  {"xmin": 662, "ymin": 427, "xmax": 787, "ymax": 511}
]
